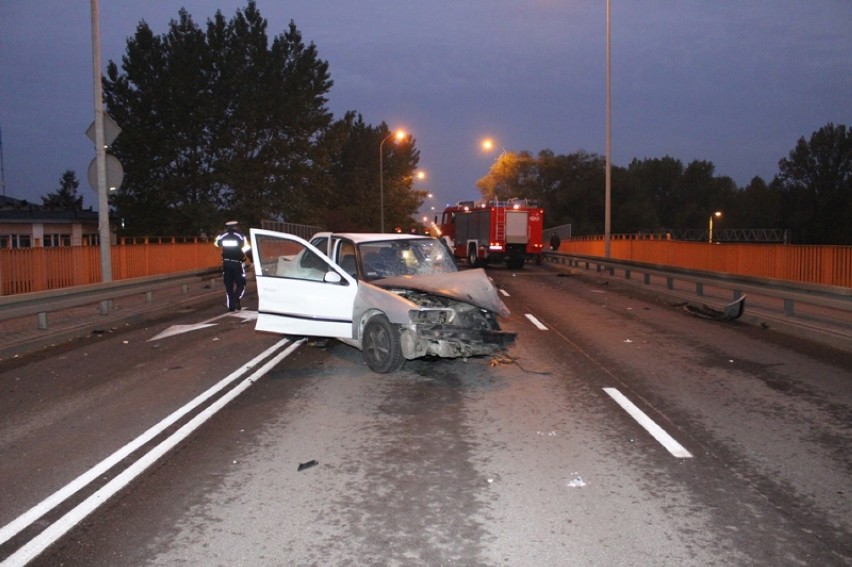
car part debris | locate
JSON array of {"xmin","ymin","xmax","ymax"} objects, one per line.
[{"xmin": 682, "ymin": 295, "xmax": 746, "ymax": 321}]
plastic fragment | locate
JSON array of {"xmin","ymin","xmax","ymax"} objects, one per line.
[
  {"xmin": 567, "ymin": 475, "xmax": 586, "ymax": 488},
  {"xmin": 298, "ymin": 459, "xmax": 318, "ymax": 471}
]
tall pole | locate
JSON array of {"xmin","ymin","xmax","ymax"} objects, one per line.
[
  {"xmin": 91, "ymin": 0, "xmax": 112, "ymax": 281},
  {"xmin": 604, "ymin": 0, "xmax": 612, "ymax": 258},
  {"xmin": 379, "ymin": 136, "xmax": 387, "ymax": 233},
  {"xmin": 379, "ymin": 130, "xmax": 405, "ymax": 233}
]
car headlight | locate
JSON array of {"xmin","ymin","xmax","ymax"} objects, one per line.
[{"xmin": 409, "ymin": 308, "xmax": 454, "ymax": 324}]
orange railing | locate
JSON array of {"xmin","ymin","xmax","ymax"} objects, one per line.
[
  {"xmin": 558, "ymin": 238, "xmax": 852, "ymax": 289},
  {"xmin": 0, "ymin": 240, "xmax": 221, "ymax": 296},
  {"xmin": 4, "ymin": 237, "xmax": 851, "ymax": 296}
]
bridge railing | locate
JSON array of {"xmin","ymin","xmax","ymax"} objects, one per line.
[
  {"xmin": 0, "ymin": 239, "xmax": 220, "ymax": 296},
  {"xmin": 544, "ymin": 250, "xmax": 852, "ymax": 351},
  {"xmin": 557, "ymin": 238, "xmax": 852, "ymax": 288}
]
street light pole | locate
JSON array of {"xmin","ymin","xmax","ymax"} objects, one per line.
[
  {"xmin": 379, "ymin": 129, "xmax": 405, "ymax": 233},
  {"xmin": 604, "ymin": 0, "xmax": 612, "ymax": 258},
  {"xmin": 91, "ymin": 0, "xmax": 112, "ymax": 281},
  {"xmin": 709, "ymin": 211, "xmax": 722, "ymax": 243}
]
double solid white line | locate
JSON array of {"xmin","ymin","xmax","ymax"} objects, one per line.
[{"xmin": 0, "ymin": 337, "xmax": 303, "ymax": 567}]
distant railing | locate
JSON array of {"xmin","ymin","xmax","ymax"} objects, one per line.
[
  {"xmin": 557, "ymin": 237, "xmax": 852, "ymax": 288},
  {"xmin": 260, "ymin": 220, "xmax": 324, "ymax": 240},
  {"xmin": 0, "ymin": 239, "xmax": 220, "ymax": 296}
]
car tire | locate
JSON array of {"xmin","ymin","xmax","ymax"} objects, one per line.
[{"xmin": 362, "ymin": 315, "xmax": 405, "ymax": 373}]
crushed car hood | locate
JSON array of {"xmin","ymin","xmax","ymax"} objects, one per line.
[{"xmin": 372, "ymin": 268, "xmax": 510, "ymax": 318}]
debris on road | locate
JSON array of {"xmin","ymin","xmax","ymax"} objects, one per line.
[
  {"xmin": 567, "ymin": 474, "xmax": 587, "ymax": 488},
  {"xmin": 678, "ymin": 295, "xmax": 746, "ymax": 321}
]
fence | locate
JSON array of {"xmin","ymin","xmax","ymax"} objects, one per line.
[
  {"xmin": 4, "ymin": 231, "xmax": 850, "ymax": 296},
  {"xmin": 558, "ymin": 236, "xmax": 852, "ymax": 288},
  {"xmin": 0, "ymin": 239, "xmax": 220, "ymax": 295}
]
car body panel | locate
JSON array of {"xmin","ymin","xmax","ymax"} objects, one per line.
[
  {"xmin": 249, "ymin": 229, "xmax": 515, "ymax": 367},
  {"xmin": 250, "ymin": 229, "xmax": 358, "ymax": 338}
]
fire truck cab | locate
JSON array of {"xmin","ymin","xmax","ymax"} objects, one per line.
[{"xmin": 437, "ymin": 198, "xmax": 544, "ymax": 269}]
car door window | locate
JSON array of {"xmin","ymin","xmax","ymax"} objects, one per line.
[
  {"xmin": 254, "ymin": 234, "xmax": 329, "ymax": 282},
  {"xmin": 337, "ymin": 241, "xmax": 358, "ymax": 278}
]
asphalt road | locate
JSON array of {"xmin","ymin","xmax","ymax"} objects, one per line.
[{"xmin": 0, "ymin": 263, "xmax": 849, "ymax": 566}]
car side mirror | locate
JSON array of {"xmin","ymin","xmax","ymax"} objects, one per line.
[{"xmin": 324, "ymin": 271, "xmax": 342, "ymax": 284}]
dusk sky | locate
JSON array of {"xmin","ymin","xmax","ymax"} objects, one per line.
[{"xmin": 1, "ymin": 1, "xmax": 849, "ymax": 219}]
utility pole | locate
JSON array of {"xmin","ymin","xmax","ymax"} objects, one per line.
[
  {"xmin": 0, "ymin": 123, "xmax": 6, "ymax": 197},
  {"xmin": 91, "ymin": 0, "xmax": 112, "ymax": 281}
]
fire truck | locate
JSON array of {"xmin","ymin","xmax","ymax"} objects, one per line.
[{"xmin": 437, "ymin": 198, "xmax": 544, "ymax": 269}]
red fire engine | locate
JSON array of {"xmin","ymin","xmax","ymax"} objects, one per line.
[{"xmin": 437, "ymin": 198, "xmax": 544, "ymax": 269}]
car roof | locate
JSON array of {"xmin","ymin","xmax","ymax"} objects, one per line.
[{"xmin": 313, "ymin": 232, "xmax": 432, "ymax": 244}]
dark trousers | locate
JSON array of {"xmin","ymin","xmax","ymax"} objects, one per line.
[{"xmin": 222, "ymin": 261, "xmax": 246, "ymax": 311}]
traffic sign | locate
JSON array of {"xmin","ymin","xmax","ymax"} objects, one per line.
[
  {"xmin": 86, "ymin": 114, "xmax": 122, "ymax": 147},
  {"xmin": 88, "ymin": 154, "xmax": 124, "ymax": 193}
]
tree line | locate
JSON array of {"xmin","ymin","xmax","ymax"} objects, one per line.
[
  {"xmin": 42, "ymin": 2, "xmax": 849, "ymax": 244},
  {"xmin": 476, "ymin": 123, "xmax": 851, "ymax": 244},
  {"xmin": 99, "ymin": 1, "xmax": 421, "ymax": 237}
]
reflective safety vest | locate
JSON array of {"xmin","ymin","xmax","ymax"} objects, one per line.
[{"xmin": 214, "ymin": 230, "xmax": 250, "ymax": 262}]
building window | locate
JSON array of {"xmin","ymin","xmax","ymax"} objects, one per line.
[
  {"xmin": 0, "ymin": 234, "xmax": 32, "ymax": 248},
  {"xmin": 44, "ymin": 234, "xmax": 72, "ymax": 247},
  {"xmin": 83, "ymin": 234, "xmax": 100, "ymax": 246}
]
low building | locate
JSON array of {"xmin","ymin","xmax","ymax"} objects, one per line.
[{"xmin": 0, "ymin": 195, "xmax": 101, "ymax": 248}]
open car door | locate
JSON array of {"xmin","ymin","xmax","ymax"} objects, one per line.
[{"xmin": 249, "ymin": 229, "xmax": 358, "ymax": 339}]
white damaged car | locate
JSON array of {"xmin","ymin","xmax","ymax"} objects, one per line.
[{"xmin": 249, "ymin": 230, "xmax": 516, "ymax": 373}]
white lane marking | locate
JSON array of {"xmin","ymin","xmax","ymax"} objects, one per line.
[
  {"xmin": 603, "ymin": 387, "xmax": 693, "ymax": 458},
  {"xmin": 149, "ymin": 323, "xmax": 218, "ymax": 341},
  {"xmin": 499, "ymin": 289, "xmax": 510, "ymax": 297},
  {"xmin": 525, "ymin": 314, "xmax": 548, "ymax": 330},
  {"xmin": 4, "ymin": 338, "xmax": 305, "ymax": 567},
  {"xmin": 0, "ymin": 337, "xmax": 296, "ymax": 553},
  {"xmin": 231, "ymin": 310, "xmax": 258, "ymax": 322},
  {"xmin": 148, "ymin": 310, "xmax": 257, "ymax": 342}
]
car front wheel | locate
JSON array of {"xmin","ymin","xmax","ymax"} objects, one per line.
[{"xmin": 362, "ymin": 315, "xmax": 405, "ymax": 373}]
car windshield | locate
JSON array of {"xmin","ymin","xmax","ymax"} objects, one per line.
[{"xmin": 358, "ymin": 238, "xmax": 457, "ymax": 281}]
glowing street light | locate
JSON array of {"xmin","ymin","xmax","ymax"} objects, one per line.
[
  {"xmin": 379, "ymin": 129, "xmax": 406, "ymax": 233},
  {"xmin": 482, "ymin": 138, "xmax": 495, "ymax": 152},
  {"xmin": 708, "ymin": 211, "xmax": 722, "ymax": 243}
]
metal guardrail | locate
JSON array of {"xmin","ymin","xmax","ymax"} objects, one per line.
[
  {"xmin": 0, "ymin": 267, "xmax": 227, "ymax": 360},
  {"xmin": 543, "ymin": 251, "xmax": 852, "ymax": 350},
  {"xmin": 0, "ymin": 268, "xmax": 221, "ymax": 331}
]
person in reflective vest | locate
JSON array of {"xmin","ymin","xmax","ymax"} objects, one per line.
[{"xmin": 214, "ymin": 220, "xmax": 251, "ymax": 311}]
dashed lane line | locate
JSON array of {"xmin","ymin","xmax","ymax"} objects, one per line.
[
  {"xmin": 603, "ymin": 387, "xmax": 693, "ymax": 458},
  {"xmin": 525, "ymin": 313, "xmax": 549, "ymax": 330}
]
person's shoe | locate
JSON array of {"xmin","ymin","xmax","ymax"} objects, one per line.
[{"xmin": 235, "ymin": 299, "xmax": 242, "ymax": 311}]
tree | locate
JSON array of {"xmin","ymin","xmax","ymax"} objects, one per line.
[
  {"xmin": 776, "ymin": 123, "xmax": 852, "ymax": 244},
  {"xmin": 729, "ymin": 176, "xmax": 783, "ymax": 229},
  {"xmin": 103, "ymin": 2, "xmax": 334, "ymax": 236},
  {"xmin": 42, "ymin": 170, "xmax": 83, "ymax": 210},
  {"xmin": 320, "ymin": 115, "xmax": 421, "ymax": 232},
  {"xmin": 476, "ymin": 149, "xmax": 607, "ymax": 235}
]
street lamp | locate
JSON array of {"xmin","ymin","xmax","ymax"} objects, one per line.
[
  {"xmin": 708, "ymin": 211, "xmax": 722, "ymax": 243},
  {"xmin": 379, "ymin": 129, "xmax": 406, "ymax": 233},
  {"xmin": 604, "ymin": 0, "xmax": 612, "ymax": 258}
]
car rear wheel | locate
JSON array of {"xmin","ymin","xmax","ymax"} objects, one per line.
[{"xmin": 362, "ymin": 315, "xmax": 405, "ymax": 373}]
